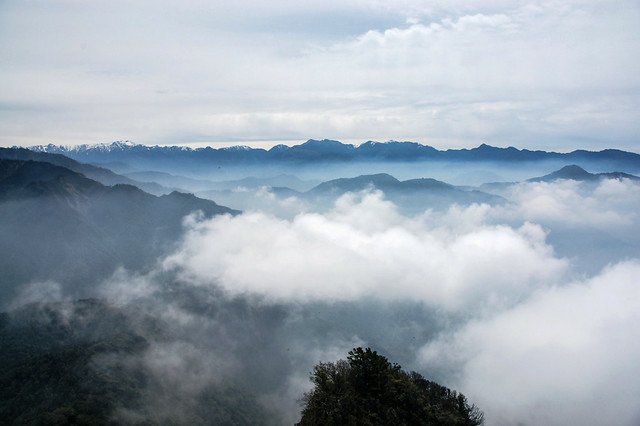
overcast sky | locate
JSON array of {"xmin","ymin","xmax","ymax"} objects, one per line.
[{"xmin": 1, "ymin": 0, "xmax": 639, "ymax": 150}]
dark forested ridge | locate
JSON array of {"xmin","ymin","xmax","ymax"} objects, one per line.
[
  {"xmin": 0, "ymin": 159, "xmax": 238, "ymax": 304},
  {"xmin": 298, "ymin": 347, "xmax": 483, "ymax": 426},
  {"xmin": 0, "ymin": 299, "xmax": 272, "ymax": 425},
  {"xmin": 0, "ymin": 147, "xmax": 173, "ymax": 195}
]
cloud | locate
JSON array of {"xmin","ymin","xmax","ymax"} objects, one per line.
[
  {"xmin": 148, "ymin": 178, "xmax": 640, "ymax": 423},
  {"xmin": 164, "ymin": 190, "xmax": 567, "ymax": 310},
  {"xmin": 0, "ymin": 1, "xmax": 638, "ymax": 149},
  {"xmin": 418, "ymin": 260, "xmax": 640, "ymax": 426},
  {"xmin": 6, "ymin": 172, "xmax": 639, "ymax": 424},
  {"xmin": 2, "ymin": 175, "xmax": 634, "ymax": 424},
  {"xmin": 8, "ymin": 280, "xmax": 64, "ymax": 309},
  {"xmin": 494, "ymin": 178, "xmax": 640, "ymax": 228}
]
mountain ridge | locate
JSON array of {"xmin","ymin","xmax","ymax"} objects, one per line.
[
  {"xmin": 0, "ymin": 147, "xmax": 176, "ymax": 195},
  {"xmin": 27, "ymin": 140, "xmax": 640, "ymax": 166},
  {"xmin": 527, "ymin": 164, "xmax": 640, "ymax": 183},
  {"xmin": 0, "ymin": 159, "xmax": 238, "ymax": 304}
]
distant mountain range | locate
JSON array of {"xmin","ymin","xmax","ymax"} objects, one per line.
[
  {"xmin": 0, "ymin": 158, "xmax": 237, "ymax": 304},
  {"xmin": 28, "ymin": 140, "xmax": 640, "ymax": 171},
  {"xmin": 198, "ymin": 172, "xmax": 505, "ymax": 215},
  {"xmin": 3, "ymin": 145, "xmax": 638, "ymax": 302},
  {"xmin": 306, "ymin": 173, "xmax": 505, "ymax": 214},
  {"xmin": 195, "ymin": 164, "xmax": 640, "ymax": 215}
]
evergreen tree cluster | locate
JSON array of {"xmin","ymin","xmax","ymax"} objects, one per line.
[{"xmin": 298, "ymin": 347, "xmax": 484, "ymax": 426}]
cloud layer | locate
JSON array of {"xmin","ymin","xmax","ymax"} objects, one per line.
[
  {"xmin": 8, "ymin": 176, "xmax": 640, "ymax": 424},
  {"xmin": 165, "ymin": 191, "xmax": 566, "ymax": 310},
  {"xmin": 419, "ymin": 261, "xmax": 640, "ymax": 426},
  {"xmin": 1, "ymin": 0, "xmax": 639, "ymax": 149},
  {"xmin": 156, "ymin": 178, "xmax": 640, "ymax": 424}
]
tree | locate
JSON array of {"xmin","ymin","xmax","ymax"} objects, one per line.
[{"xmin": 297, "ymin": 347, "xmax": 484, "ymax": 426}]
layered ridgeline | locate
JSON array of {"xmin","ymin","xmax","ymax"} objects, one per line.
[
  {"xmin": 29, "ymin": 140, "xmax": 640, "ymax": 175},
  {"xmin": 0, "ymin": 157, "xmax": 238, "ymax": 306},
  {"xmin": 2, "ymin": 146, "xmax": 639, "ymax": 425},
  {"xmin": 198, "ymin": 173, "xmax": 505, "ymax": 215},
  {"xmin": 0, "ymin": 147, "xmax": 176, "ymax": 195}
]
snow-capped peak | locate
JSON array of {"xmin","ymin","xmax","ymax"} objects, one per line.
[{"xmin": 221, "ymin": 145, "xmax": 253, "ymax": 151}]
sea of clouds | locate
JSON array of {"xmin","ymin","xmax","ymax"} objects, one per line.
[{"xmin": 14, "ymin": 177, "xmax": 640, "ymax": 425}]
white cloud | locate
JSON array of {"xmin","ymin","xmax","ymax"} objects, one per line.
[
  {"xmin": 419, "ymin": 260, "xmax": 640, "ymax": 426},
  {"xmin": 494, "ymin": 179, "xmax": 640, "ymax": 228},
  {"xmin": 79, "ymin": 176, "xmax": 640, "ymax": 423},
  {"xmin": 164, "ymin": 191, "xmax": 567, "ymax": 310}
]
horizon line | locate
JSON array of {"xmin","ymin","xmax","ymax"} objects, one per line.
[{"xmin": 12, "ymin": 139, "xmax": 640, "ymax": 155}]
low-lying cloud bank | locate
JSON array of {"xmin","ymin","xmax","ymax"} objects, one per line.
[
  {"xmin": 420, "ymin": 261, "xmax": 640, "ymax": 426},
  {"xmin": 155, "ymin": 179, "xmax": 640, "ymax": 425},
  {"xmin": 9, "ymin": 177, "xmax": 640, "ymax": 425},
  {"xmin": 496, "ymin": 178, "xmax": 640, "ymax": 228},
  {"xmin": 165, "ymin": 191, "xmax": 566, "ymax": 311}
]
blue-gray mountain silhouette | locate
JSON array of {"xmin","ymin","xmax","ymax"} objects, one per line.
[
  {"xmin": 304, "ymin": 173, "xmax": 503, "ymax": 214},
  {"xmin": 0, "ymin": 147, "xmax": 174, "ymax": 195},
  {"xmin": 0, "ymin": 159, "xmax": 237, "ymax": 305},
  {"xmin": 30, "ymin": 140, "xmax": 640, "ymax": 172},
  {"xmin": 527, "ymin": 165, "xmax": 640, "ymax": 182}
]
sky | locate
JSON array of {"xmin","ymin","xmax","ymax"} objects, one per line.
[{"xmin": 1, "ymin": 0, "xmax": 639, "ymax": 151}]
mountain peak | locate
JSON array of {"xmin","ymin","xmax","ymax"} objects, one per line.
[
  {"xmin": 308, "ymin": 173, "xmax": 400, "ymax": 194},
  {"xmin": 269, "ymin": 144, "xmax": 290, "ymax": 152},
  {"xmin": 300, "ymin": 139, "xmax": 355, "ymax": 149},
  {"xmin": 475, "ymin": 143, "xmax": 502, "ymax": 151},
  {"xmin": 557, "ymin": 164, "xmax": 589, "ymax": 174},
  {"xmin": 221, "ymin": 145, "xmax": 252, "ymax": 151},
  {"xmin": 302, "ymin": 138, "xmax": 343, "ymax": 145},
  {"xmin": 547, "ymin": 164, "xmax": 593, "ymax": 180},
  {"xmin": 528, "ymin": 165, "xmax": 595, "ymax": 182}
]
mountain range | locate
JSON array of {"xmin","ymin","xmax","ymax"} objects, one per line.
[
  {"xmin": 3, "ymin": 144, "xmax": 638, "ymax": 302},
  {"xmin": 29, "ymin": 140, "xmax": 640, "ymax": 172},
  {"xmin": 197, "ymin": 172, "xmax": 505, "ymax": 215}
]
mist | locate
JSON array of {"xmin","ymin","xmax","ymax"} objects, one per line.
[
  {"xmin": 124, "ymin": 175, "xmax": 640, "ymax": 425},
  {"xmin": 4, "ymin": 169, "xmax": 638, "ymax": 424}
]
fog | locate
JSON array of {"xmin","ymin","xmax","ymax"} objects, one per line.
[
  {"xmin": 112, "ymin": 158, "xmax": 640, "ymax": 187},
  {"xmin": 5, "ymin": 170, "xmax": 640, "ymax": 425}
]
